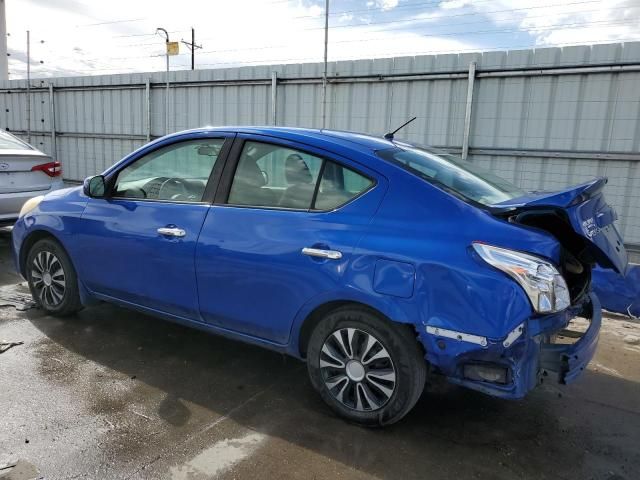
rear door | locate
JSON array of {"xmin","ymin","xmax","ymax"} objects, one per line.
[
  {"xmin": 195, "ymin": 135, "xmax": 386, "ymax": 344},
  {"xmin": 0, "ymin": 130, "xmax": 56, "ymax": 193}
]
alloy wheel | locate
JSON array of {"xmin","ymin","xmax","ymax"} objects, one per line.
[
  {"xmin": 31, "ymin": 251, "xmax": 66, "ymax": 308},
  {"xmin": 319, "ymin": 328, "xmax": 397, "ymax": 412}
]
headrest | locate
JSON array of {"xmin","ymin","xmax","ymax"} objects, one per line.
[
  {"xmin": 285, "ymin": 154, "xmax": 312, "ymax": 184},
  {"xmin": 236, "ymin": 158, "xmax": 267, "ymax": 187}
]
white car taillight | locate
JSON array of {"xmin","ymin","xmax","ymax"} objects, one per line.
[
  {"xmin": 472, "ymin": 243, "xmax": 571, "ymax": 314},
  {"xmin": 31, "ymin": 161, "xmax": 62, "ymax": 177}
]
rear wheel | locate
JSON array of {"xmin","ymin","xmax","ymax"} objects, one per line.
[
  {"xmin": 307, "ymin": 306, "xmax": 426, "ymax": 426},
  {"xmin": 26, "ymin": 238, "xmax": 82, "ymax": 316}
]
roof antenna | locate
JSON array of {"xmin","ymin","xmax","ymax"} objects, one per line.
[{"xmin": 384, "ymin": 116, "xmax": 417, "ymax": 141}]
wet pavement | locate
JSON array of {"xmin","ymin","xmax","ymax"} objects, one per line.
[{"xmin": 1, "ymin": 227, "xmax": 639, "ymax": 479}]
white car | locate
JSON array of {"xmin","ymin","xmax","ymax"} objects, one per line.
[{"xmin": 0, "ymin": 129, "xmax": 63, "ymax": 226}]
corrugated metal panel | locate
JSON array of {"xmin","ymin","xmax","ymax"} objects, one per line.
[{"xmin": 0, "ymin": 41, "xmax": 639, "ymax": 248}]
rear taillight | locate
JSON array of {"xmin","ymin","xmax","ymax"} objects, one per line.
[{"xmin": 31, "ymin": 161, "xmax": 62, "ymax": 177}]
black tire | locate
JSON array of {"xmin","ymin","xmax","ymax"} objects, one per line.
[
  {"xmin": 307, "ymin": 306, "xmax": 426, "ymax": 426},
  {"xmin": 26, "ymin": 238, "xmax": 82, "ymax": 316}
]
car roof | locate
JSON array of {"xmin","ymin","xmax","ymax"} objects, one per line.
[{"xmin": 172, "ymin": 126, "xmax": 397, "ymax": 154}]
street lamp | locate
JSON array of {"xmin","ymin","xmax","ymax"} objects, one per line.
[{"xmin": 156, "ymin": 27, "xmax": 170, "ymax": 135}]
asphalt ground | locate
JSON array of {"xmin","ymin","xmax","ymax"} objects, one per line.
[{"xmin": 1, "ymin": 227, "xmax": 639, "ymax": 480}]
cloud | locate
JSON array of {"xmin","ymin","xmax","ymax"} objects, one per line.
[
  {"xmin": 7, "ymin": 0, "xmax": 640, "ymax": 79},
  {"xmin": 439, "ymin": 0, "xmax": 472, "ymax": 10},
  {"xmin": 365, "ymin": 0, "xmax": 399, "ymax": 10},
  {"xmin": 437, "ymin": 0, "xmax": 640, "ymax": 47},
  {"xmin": 378, "ymin": 0, "xmax": 399, "ymax": 10}
]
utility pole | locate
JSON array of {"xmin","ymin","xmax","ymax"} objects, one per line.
[
  {"xmin": 181, "ymin": 28, "xmax": 202, "ymax": 70},
  {"xmin": 321, "ymin": 0, "xmax": 329, "ymax": 129},
  {"xmin": 26, "ymin": 30, "xmax": 31, "ymax": 143},
  {"xmin": 156, "ymin": 27, "xmax": 170, "ymax": 135}
]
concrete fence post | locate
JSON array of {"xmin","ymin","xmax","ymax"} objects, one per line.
[
  {"xmin": 145, "ymin": 79, "xmax": 151, "ymax": 142},
  {"xmin": 48, "ymin": 82, "xmax": 56, "ymax": 162},
  {"xmin": 462, "ymin": 61, "xmax": 476, "ymax": 160},
  {"xmin": 271, "ymin": 71, "xmax": 278, "ymax": 126}
]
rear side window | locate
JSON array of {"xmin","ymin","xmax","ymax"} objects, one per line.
[
  {"xmin": 314, "ymin": 162, "xmax": 374, "ymax": 211},
  {"xmin": 0, "ymin": 130, "xmax": 33, "ymax": 150},
  {"xmin": 227, "ymin": 140, "xmax": 374, "ymax": 211}
]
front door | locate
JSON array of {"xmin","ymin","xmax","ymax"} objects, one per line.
[
  {"xmin": 76, "ymin": 134, "xmax": 232, "ymax": 319},
  {"xmin": 195, "ymin": 136, "xmax": 385, "ymax": 344}
]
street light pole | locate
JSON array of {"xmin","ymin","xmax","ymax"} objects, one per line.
[{"xmin": 156, "ymin": 27, "xmax": 170, "ymax": 135}]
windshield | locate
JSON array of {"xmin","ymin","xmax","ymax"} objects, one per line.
[{"xmin": 376, "ymin": 143, "xmax": 525, "ymax": 206}]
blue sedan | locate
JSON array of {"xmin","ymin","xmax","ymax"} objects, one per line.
[{"xmin": 11, "ymin": 127, "xmax": 628, "ymax": 425}]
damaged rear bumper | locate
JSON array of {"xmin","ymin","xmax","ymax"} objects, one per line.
[
  {"xmin": 539, "ymin": 293, "xmax": 601, "ymax": 385},
  {"xmin": 424, "ymin": 293, "xmax": 601, "ymax": 399}
]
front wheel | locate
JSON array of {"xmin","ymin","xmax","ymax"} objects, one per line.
[
  {"xmin": 306, "ymin": 306, "xmax": 426, "ymax": 426},
  {"xmin": 26, "ymin": 238, "xmax": 82, "ymax": 316}
]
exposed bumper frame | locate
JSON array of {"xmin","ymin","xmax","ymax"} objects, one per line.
[
  {"xmin": 428, "ymin": 293, "xmax": 601, "ymax": 399},
  {"xmin": 539, "ymin": 293, "xmax": 601, "ymax": 385}
]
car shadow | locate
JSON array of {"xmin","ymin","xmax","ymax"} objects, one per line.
[
  {"xmin": 22, "ymin": 301, "xmax": 640, "ymax": 479},
  {"xmin": 0, "ymin": 228, "xmax": 22, "ymax": 287}
]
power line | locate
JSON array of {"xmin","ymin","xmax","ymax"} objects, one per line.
[
  {"xmin": 14, "ymin": 17, "xmax": 640, "ymax": 70},
  {"xmin": 168, "ymin": 18, "xmax": 639, "ymax": 57},
  {"xmin": 175, "ymin": 37, "xmax": 640, "ymax": 69},
  {"xmin": 75, "ymin": 18, "xmax": 146, "ymax": 27},
  {"xmin": 291, "ymin": 0, "xmax": 499, "ymax": 20},
  {"xmin": 67, "ymin": 0, "xmax": 608, "ymax": 40},
  {"xmin": 302, "ymin": 0, "xmax": 608, "ymax": 31},
  {"xmin": 112, "ymin": 29, "xmax": 184, "ymax": 39},
  {"xmin": 114, "ymin": 4, "xmax": 634, "ymax": 49},
  {"xmin": 189, "ymin": 0, "xmax": 607, "ymax": 45},
  {"xmin": 7, "ymin": 0, "xmax": 638, "ymax": 78}
]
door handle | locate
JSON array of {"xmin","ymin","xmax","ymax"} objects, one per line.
[
  {"xmin": 301, "ymin": 247, "xmax": 342, "ymax": 260},
  {"xmin": 157, "ymin": 227, "xmax": 186, "ymax": 238}
]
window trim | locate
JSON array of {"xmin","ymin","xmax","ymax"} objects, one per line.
[
  {"xmin": 216, "ymin": 137, "xmax": 377, "ymax": 213},
  {"xmin": 105, "ymin": 136, "xmax": 233, "ymax": 205}
]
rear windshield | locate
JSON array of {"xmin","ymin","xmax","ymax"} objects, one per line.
[
  {"xmin": 376, "ymin": 143, "xmax": 524, "ymax": 206},
  {"xmin": 0, "ymin": 130, "xmax": 33, "ymax": 150}
]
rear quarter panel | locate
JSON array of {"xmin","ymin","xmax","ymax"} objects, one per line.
[{"xmin": 342, "ymin": 165, "xmax": 562, "ymax": 341}]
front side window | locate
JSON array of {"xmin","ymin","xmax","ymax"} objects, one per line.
[
  {"xmin": 227, "ymin": 141, "xmax": 374, "ymax": 211},
  {"xmin": 113, "ymin": 139, "xmax": 224, "ymax": 202},
  {"xmin": 376, "ymin": 143, "xmax": 525, "ymax": 206}
]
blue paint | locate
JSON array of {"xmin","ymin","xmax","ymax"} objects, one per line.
[
  {"xmin": 373, "ymin": 259, "xmax": 415, "ymax": 298},
  {"xmin": 494, "ymin": 177, "xmax": 628, "ymax": 274},
  {"xmin": 11, "ymin": 127, "xmax": 629, "ymax": 401},
  {"xmin": 592, "ymin": 265, "xmax": 640, "ymax": 317}
]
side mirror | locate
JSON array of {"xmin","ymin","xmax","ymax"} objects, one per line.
[{"xmin": 83, "ymin": 175, "xmax": 106, "ymax": 198}]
